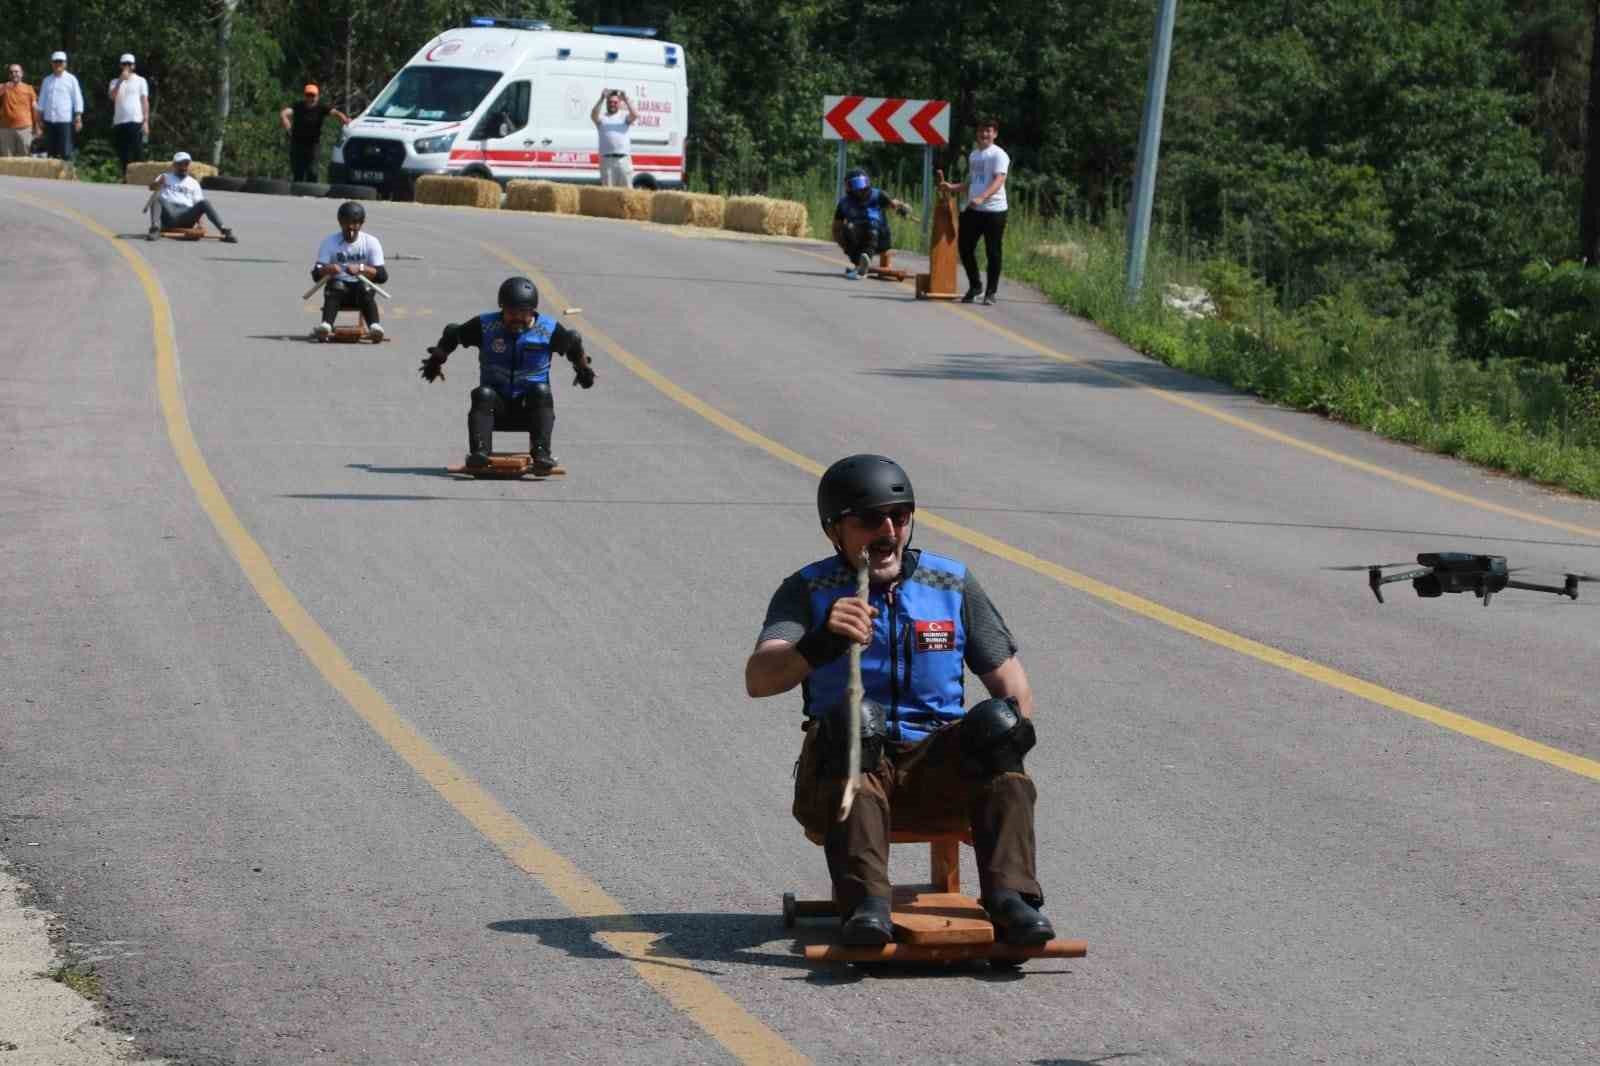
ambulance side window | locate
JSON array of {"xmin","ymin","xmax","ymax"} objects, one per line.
[{"xmin": 475, "ymin": 81, "xmax": 530, "ymax": 139}]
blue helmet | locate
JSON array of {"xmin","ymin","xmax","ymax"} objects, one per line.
[{"xmin": 845, "ymin": 168, "xmax": 870, "ymax": 198}]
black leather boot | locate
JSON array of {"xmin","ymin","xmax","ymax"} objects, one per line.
[
  {"xmin": 840, "ymin": 896, "xmax": 894, "ymax": 946},
  {"xmin": 983, "ymin": 889, "xmax": 1054, "ymax": 946}
]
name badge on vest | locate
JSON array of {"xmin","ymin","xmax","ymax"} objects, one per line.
[{"xmin": 914, "ymin": 620, "xmax": 956, "ymax": 652}]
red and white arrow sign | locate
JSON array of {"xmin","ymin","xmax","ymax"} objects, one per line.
[{"xmin": 822, "ymin": 96, "xmax": 949, "ymax": 146}]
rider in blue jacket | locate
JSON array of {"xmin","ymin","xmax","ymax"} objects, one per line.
[
  {"xmin": 745, "ymin": 454, "xmax": 1055, "ymax": 949},
  {"xmin": 419, "ymin": 277, "xmax": 595, "ymax": 472},
  {"xmin": 833, "ymin": 168, "xmax": 912, "ymax": 279}
]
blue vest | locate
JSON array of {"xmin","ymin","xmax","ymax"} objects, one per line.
[
  {"xmin": 477, "ymin": 311, "xmax": 556, "ymax": 398},
  {"xmin": 801, "ymin": 550, "xmax": 967, "ymax": 743},
  {"xmin": 837, "ymin": 190, "xmax": 886, "ymax": 228}
]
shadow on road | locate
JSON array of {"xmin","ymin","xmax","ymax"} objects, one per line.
[
  {"xmin": 488, "ymin": 912, "xmax": 1080, "ymax": 985},
  {"xmin": 861, "ymin": 351, "xmax": 1237, "ymax": 392}
]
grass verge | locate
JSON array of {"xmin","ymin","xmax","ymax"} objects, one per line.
[{"xmin": 43, "ymin": 958, "xmax": 102, "ymax": 1001}]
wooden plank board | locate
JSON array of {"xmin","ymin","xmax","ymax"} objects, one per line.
[
  {"xmin": 801, "ymin": 938, "xmax": 1088, "ymax": 963},
  {"xmin": 889, "ymin": 889, "xmax": 994, "ymax": 945}
]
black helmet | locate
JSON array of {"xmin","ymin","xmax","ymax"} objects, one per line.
[
  {"xmin": 498, "ymin": 276, "xmax": 539, "ymax": 310},
  {"xmin": 816, "ymin": 454, "xmax": 914, "ymax": 528},
  {"xmin": 336, "ymin": 200, "xmax": 366, "ymax": 224}
]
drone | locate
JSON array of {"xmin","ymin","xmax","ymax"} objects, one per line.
[{"xmin": 1329, "ymin": 552, "xmax": 1596, "ymax": 606}]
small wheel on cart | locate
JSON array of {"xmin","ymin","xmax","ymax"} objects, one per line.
[
  {"xmin": 782, "ymin": 892, "xmax": 797, "ymax": 929},
  {"xmin": 989, "ymin": 957, "xmax": 1026, "ymax": 973}
]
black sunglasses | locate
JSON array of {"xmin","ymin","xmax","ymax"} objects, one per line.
[{"xmin": 846, "ymin": 505, "xmax": 915, "ymax": 529}]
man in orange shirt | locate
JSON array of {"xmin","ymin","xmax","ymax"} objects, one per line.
[{"xmin": 0, "ymin": 64, "xmax": 40, "ymax": 157}]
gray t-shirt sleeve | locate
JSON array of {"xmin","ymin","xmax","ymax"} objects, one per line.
[
  {"xmin": 962, "ymin": 570, "xmax": 1018, "ymax": 675},
  {"xmin": 756, "ymin": 572, "xmax": 812, "ymax": 646}
]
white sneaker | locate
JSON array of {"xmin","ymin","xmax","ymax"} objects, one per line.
[
  {"xmin": 314, "ymin": 322, "xmax": 333, "ymax": 338},
  {"xmin": 367, "ymin": 323, "xmax": 385, "ymax": 342}
]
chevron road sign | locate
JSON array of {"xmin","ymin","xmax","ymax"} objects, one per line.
[{"xmin": 822, "ymin": 96, "xmax": 950, "ymax": 146}]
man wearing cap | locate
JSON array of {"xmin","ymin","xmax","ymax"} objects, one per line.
[
  {"xmin": 745, "ymin": 454, "xmax": 1056, "ymax": 950},
  {"xmin": 36, "ymin": 52, "xmax": 83, "ymax": 161},
  {"xmin": 0, "ymin": 64, "xmax": 41, "ymax": 157},
  {"xmin": 280, "ymin": 84, "xmax": 350, "ymax": 183},
  {"xmin": 147, "ymin": 152, "xmax": 236, "ymax": 243},
  {"xmin": 108, "ymin": 54, "xmax": 149, "ymax": 176}
]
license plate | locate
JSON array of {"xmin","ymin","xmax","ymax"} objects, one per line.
[{"xmin": 352, "ymin": 169, "xmax": 386, "ymax": 184}]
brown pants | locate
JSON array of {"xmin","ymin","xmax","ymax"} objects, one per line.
[{"xmin": 793, "ymin": 719, "xmax": 1042, "ymax": 913}]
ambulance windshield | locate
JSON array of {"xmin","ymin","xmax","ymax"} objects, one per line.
[{"xmin": 368, "ymin": 67, "xmax": 502, "ymax": 122}]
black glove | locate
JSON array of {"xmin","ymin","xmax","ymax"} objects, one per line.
[
  {"xmin": 896, "ymin": 204, "xmax": 910, "ymax": 218},
  {"xmin": 419, "ymin": 347, "xmax": 446, "ymax": 382},
  {"xmin": 572, "ymin": 360, "xmax": 596, "ymax": 389},
  {"xmin": 795, "ymin": 624, "xmax": 853, "ymax": 668}
]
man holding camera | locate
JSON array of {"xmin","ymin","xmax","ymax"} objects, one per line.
[
  {"xmin": 744, "ymin": 454, "xmax": 1055, "ymax": 947},
  {"xmin": 590, "ymin": 87, "xmax": 637, "ymax": 187}
]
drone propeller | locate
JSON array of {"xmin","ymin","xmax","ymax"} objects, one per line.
[{"xmin": 1323, "ymin": 562, "xmax": 1412, "ymax": 572}]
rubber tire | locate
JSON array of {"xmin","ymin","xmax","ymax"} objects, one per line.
[
  {"xmin": 290, "ymin": 181, "xmax": 331, "ymax": 198},
  {"xmin": 243, "ymin": 177, "xmax": 292, "ymax": 196},
  {"xmin": 632, "ymin": 173, "xmax": 659, "ymax": 191},
  {"xmin": 782, "ymin": 892, "xmax": 797, "ymax": 929},
  {"xmin": 326, "ymin": 183, "xmax": 378, "ymax": 201},
  {"xmin": 200, "ymin": 175, "xmax": 247, "ymax": 193}
]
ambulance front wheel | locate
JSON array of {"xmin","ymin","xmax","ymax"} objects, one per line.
[{"xmin": 632, "ymin": 173, "xmax": 658, "ymax": 191}]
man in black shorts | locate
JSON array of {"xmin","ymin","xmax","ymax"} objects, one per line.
[
  {"xmin": 744, "ymin": 454, "xmax": 1054, "ymax": 946},
  {"xmin": 280, "ymin": 84, "xmax": 349, "ymax": 182}
]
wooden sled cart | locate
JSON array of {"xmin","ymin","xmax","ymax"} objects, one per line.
[
  {"xmin": 784, "ymin": 829, "xmax": 1087, "ymax": 967},
  {"xmin": 446, "ymin": 402, "xmax": 567, "ymax": 480}
]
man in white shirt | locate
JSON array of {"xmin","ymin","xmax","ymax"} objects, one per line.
[
  {"xmin": 311, "ymin": 201, "xmax": 387, "ymax": 341},
  {"xmin": 108, "ymin": 54, "xmax": 149, "ymax": 176},
  {"xmin": 146, "ymin": 152, "xmax": 236, "ymax": 242},
  {"xmin": 590, "ymin": 88, "xmax": 638, "ymax": 187},
  {"xmin": 941, "ymin": 117, "xmax": 1010, "ymax": 305},
  {"xmin": 36, "ymin": 52, "xmax": 83, "ymax": 162}
]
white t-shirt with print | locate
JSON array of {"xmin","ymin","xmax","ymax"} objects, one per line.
[
  {"xmin": 109, "ymin": 74, "xmax": 148, "ymax": 125},
  {"xmin": 966, "ymin": 144, "xmax": 1010, "ymax": 213},
  {"xmin": 315, "ymin": 231, "xmax": 385, "ymax": 284},
  {"xmin": 156, "ymin": 172, "xmax": 204, "ymax": 210}
]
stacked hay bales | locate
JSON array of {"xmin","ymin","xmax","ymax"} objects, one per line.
[
  {"xmin": 578, "ymin": 185, "xmax": 653, "ymax": 221},
  {"xmin": 414, "ymin": 174, "xmax": 501, "ymax": 209},
  {"xmin": 649, "ymin": 190, "xmax": 725, "ymax": 229},
  {"xmin": 505, "ymin": 180, "xmax": 580, "ymax": 214},
  {"xmin": 124, "ymin": 160, "xmax": 216, "ymax": 185},
  {"xmin": 0, "ymin": 158, "xmax": 75, "ymax": 180},
  {"xmin": 723, "ymin": 196, "xmax": 809, "ymax": 237}
]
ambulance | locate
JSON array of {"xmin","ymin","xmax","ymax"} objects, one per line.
[{"xmin": 330, "ymin": 16, "xmax": 687, "ymax": 198}]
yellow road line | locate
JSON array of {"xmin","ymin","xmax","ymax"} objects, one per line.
[
  {"xmin": 14, "ymin": 192, "xmax": 808, "ymax": 1066},
  {"xmin": 482, "ymin": 240, "xmax": 1600, "ymax": 784},
  {"xmin": 791, "ymin": 245, "xmax": 1600, "ymax": 541}
]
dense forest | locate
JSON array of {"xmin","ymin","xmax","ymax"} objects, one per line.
[{"xmin": 10, "ymin": 1, "xmax": 1600, "ymax": 470}]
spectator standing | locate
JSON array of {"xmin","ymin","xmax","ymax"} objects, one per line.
[
  {"xmin": 0, "ymin": 64, "xmax": 40, "ymax": 157},
  {"xmin": 37, "ymin": 52, "xmax": 84, "ymax": 161},
  {"xmin": 108, "ymin": 54, "xmax": 149, "ymax": 176},
  {"xmin": 941, "ymin": 117, "xmax": 1010, "ymax": 305},
  {"xmin": 589, "ymin": 88, "xmax": 637, "ymax": 187},
  {"xmin": 280, "ymin": 84, "xmax": 349, "ymax": 182}
]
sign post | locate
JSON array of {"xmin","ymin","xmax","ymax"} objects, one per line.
[{"xmin": 822, "ymin": 95, "xmax": 950, "ymax": 242}]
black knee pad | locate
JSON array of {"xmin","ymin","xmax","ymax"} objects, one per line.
[
  {"xmin": 528, "ymin": 380, "xmax": 554, "ymax": 410},
  {"xmin": 818, "ymin": 698, "xmax": 887, "ymax": 777},
  {"xmin": 959, "ymin": 696, "xmax": 1036, "ymax": 776},
  {"xmin": 470, "ymin": 386, "xmax": 500, "ymax": 414}
]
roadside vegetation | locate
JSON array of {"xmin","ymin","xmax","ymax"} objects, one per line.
[{"xmin": 15, "ymin": 0, "xmax": 1600, "ymax": 495}]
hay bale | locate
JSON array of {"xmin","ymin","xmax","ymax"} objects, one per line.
[
  {"xmin": 578, "ymin": 185, "xmax": 653, "ymax": 221},
  {"xmin": 650, "ymin": 190, "xmax": 726, "ymax": 229},
  {"xmin": 724, "ymin": 195, "xmax": 809, "ymax": 237},
  {"xmin": 0, "ymin": 158, "xmax": 75, "ymax": 180},
  {"xmin": 123, "ymin": 160, "xmax": 216, "ymax": 186},
  {"xmin": 414, "ymin": 173, "xmax": 502, "ymax": 209},
  {"xmin": 505, "ymin": 180, "xmax": 580, "ymax": 214}
]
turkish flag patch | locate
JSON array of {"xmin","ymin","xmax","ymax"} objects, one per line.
[{"xmin": 914, "ymin": 619, "xmax": 956, "ymax": 652}]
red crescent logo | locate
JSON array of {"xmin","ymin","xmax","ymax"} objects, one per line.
[{"xmin": 425, "ymin": 40, "xmax": 463, "ymax": 61}]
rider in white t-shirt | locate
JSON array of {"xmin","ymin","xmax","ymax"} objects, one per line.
[
  {"xmin": 312, "ymin": 201, "xmax": 387, "ymax": 340},
  {"xmin": 147, "ymin": 152, "xmax": 236, "ymax": 242},
  {"xmin": 940, "ymin": 117, "xmax": 1010, "ymax": 305},
  {"xmin": 590, "ymin": 88, "xmax": 638, "ymax": 187}
]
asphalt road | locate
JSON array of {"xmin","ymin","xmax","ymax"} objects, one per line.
[{"xmin": 1, "ymin": 177, "xmax": 1597, "ymax": 1066}]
